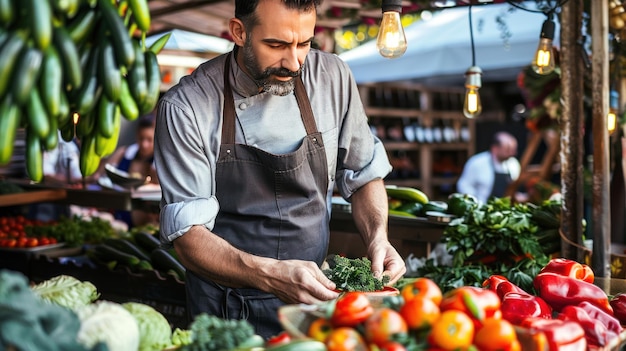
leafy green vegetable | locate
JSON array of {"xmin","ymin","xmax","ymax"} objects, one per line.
[
  {"xmin": 0, "ymin": 270, "xmax": 104, "ymax": 351},
  {"xmin": 75, "ymin": 300, "xmax": 140, "ymax": 351},
  {"xmin": 323, "ymin": 256, "xmax": 390, "ymax": 292},
  {"xmin": 26, "ymin": 215, "xmax": 118, "ymax": 246},
  {"xmin": 171, "ymin": 328, "xmax": 193, "ymax": 347},
  {"xmin": 122, "ymin": 302, "xmax": 173, "ymax": 351},
  {"xmin": 181, "ymin": 313, "xmax": 263, "ymax": 351},
  {"xmin": 416, "ymin": 197, "xmax": 560, "ymax": 293},
  {"xmin": 31, "ymin": 275, "xmax": 100, "ymax": 310}
]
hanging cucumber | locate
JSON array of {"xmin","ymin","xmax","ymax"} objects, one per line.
[
  {"xmin": 0, "ymin": 95, "xmax": 19, "ymax": 165},
  {"xmin": 25, "ymin": 129, "xmax": 44, "ymax": 182},
  {"xmin": 11, "ymin": 46, "xmax": 44, "ymax": 106},
  {"xmin": 119, "ymin": 77, "xmax": 140, "ymax": 121},
  {"xmin": 79, "ymin": 133, "xmax": 101, "ymax": 176},
  {"xmin": 139, "ymin": 50, "xmax": 161, "ymax": 114},
  {"xmin": 99, "ymin": 41, "xmax": 121, "ymax": 102},
  {"xmin": 25, "ymin": 0, "xmax": 52, "ymax": 50},
  {"xmin": 95, "ymin": 103, "xmax": 120, "ymax": 157},
  {"xmin": 0, "ymin": 32, "xmax": 26, "ymax": 101},
  {"xmin": 127, "ymin": 40, "xmax": 147, "ymax": 106},
  {"xmin": 128, "ymin": 0, "xmax": 151, "ymax": 32},
  {"xmin": 39, "ymin": 45, "xmax": 64, "ymax": 119},
  {"xmin": 68, "ymin": 7, "xmax": 98, "ymax": 45},
  {"xmin": 53, "ymin": 26, "xmax": 82, "ymax": 91},
  {"xmin": 25, "ymin": 88, "xmax": 51, "ymax": 140},
  {"xmin": 43, "ymin": 113, "xmax": 59, "ymax": 151},
  {"xmin": 99, "ymin": 0, "xmax": 135, "ymax": 67}
]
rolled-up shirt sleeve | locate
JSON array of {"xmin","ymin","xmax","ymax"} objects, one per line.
[{"xmin": 154, "ymin": 95, "xmax": 220, "ymax": 247}]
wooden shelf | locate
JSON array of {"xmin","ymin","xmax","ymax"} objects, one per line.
[
  {"xmin": 359, "ymin": 83, "xmax": 475, "ymax": 200},
  {"xmin": 0, "ymin": 189, "xmax": 67, "ymax": 207}
]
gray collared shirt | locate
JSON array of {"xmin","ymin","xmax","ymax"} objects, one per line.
[{"xmin": 154, "ymin": 48, "xmax": 391, "ymax": 245}]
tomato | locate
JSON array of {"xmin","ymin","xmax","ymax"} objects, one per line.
[
  {"xmin": 429, "ymin": 310, "xmax": 474, "ymax": 351},
  {"xmin": 377, "ymin": 341, "xmax": 407, "ymax": 351},
  {"xmin": 325, "ymin": 327, "xmax": 368, "ymax": 351},
  {"xmin": 331, "ymin": 292, "xmax": 374, "ymax": 327},
  {"xmin": 16, "ymin": 237, "xmax": 28, "ymax": 248},
  {"xmin": 26, "ymin": 237, "xmax": 39, "ymax": 247},
  {"xmin": 364, "ymin": 308, "xmax": 408, "ymax": 346},
  {"xmin": 400, "ymin": 296, "xmax": 440, "ymax": 330},
  {"xmin": 4, "ymin": 239, "xmax": 16, "ymax": 248},
  {"xmin": 48, "ymin": 237, "xmax": 57, "ymax": 244},
  {"xmin": 39, "ymin": 237, "xmax": 50, "ymax": 246},
  {"xmin": 266, "ymin": 331, "xmax": 291, "ymax": 346},
  {"xmin": 473, "ymin": 317, "xmax": 518, "ymax": 351},
  {"xmin": 308, "ymin": 317, "xmax": 333, "ymax": 342},
  {"xmin": 400, "ymin": 278, "xmax": 443, "ymax": 305}
]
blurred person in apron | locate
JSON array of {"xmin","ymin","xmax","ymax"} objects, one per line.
[
  {"xmin": 154, "ymin": 0, "xmax": 406, "ymax": 339},
  {"xmin": 457, "ymin": 131, "xmax": 522, "ymax": 204}
]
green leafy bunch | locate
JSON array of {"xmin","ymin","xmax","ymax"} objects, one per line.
[
  {"xmin": 181, "ymin": 314, "xmax": 257, "ymax": 351},
  {"xmin": 416, "ymin": 197, "xmax": 552, "ymax": 293},
  {"xmin": 323, "ymin": 256, "xmax": 390, "ymax": 292}
]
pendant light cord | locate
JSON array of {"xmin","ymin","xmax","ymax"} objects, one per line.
[{"xmin": 469, "ymin": 4, "xmax": 475, "ymax": 66}]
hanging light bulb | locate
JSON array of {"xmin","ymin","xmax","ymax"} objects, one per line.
[
  {"xmin": 463, "ymin": 66, "xmax": 482, "ymax": 118},
  {"xmin": 608, "ymin": 90, "xmax": 619, "ymax": 135},
  {"xmin": 532, "ymin": 15, "xmax": 556, "ymax": 75},
  {"xmin": 377, "ymin": 0, "xmax": 407, "ymax": 59}
]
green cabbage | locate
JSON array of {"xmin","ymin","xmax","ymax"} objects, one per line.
[
  {"xmin": 31, "ymin": 275, "xmax": 99, "ymax": 310},
  {"xmin": 122, "ymin": 302, "xmax": 173, "ymax": 351},
  {"xmin": 76, "ymin": 300, "xmax": 140, "ymax": 351}
]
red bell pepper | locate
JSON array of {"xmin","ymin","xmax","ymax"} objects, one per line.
[
  {"xmin": 610, "ymin": 292, "xmax": 626, "ymax": 325},
  {"xmin": 330, "ymin": 292, "xmax": 374, "ymax": 327},
  {"xmin": 557, "ymin": 304, "xmax": 618, "ymax": 347},
  {"xmin": 519, "ymin": 317, "xmax": 586, "ymax": 351},
  {"xmin": 439, "ymin": 286, "xmax": 501, "ymax": 326},
  {"xmin": 500, "ymin": 292, "xmax": 552, "ymax": 325},
  {"xmin": 533, "ymin": 272, "xmax": 613, "ymax": 314},
  {"xmin": 540, "ymin": 258, "xmax": 594, "ymax": 283},
  {"xmin": 482, "ymin": 275, "xmax": 528, "ymax": 300},
  {"xmin": 577, "ymin": 301, "xmax": 623, "ymax": 335}
]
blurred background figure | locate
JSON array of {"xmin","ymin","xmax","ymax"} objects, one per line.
[
  {"xmin": 456, "ymin": 131, "xmax": 525, "ymax": 204},
  {"xmin": 102, "ymin": 115, "xmax": 159, "ymax": 184},
  {"xmin": 98, "ymin": 115, "xmax": 159, "ymax": 228},
  {"xmin": 29, "ymin": 134, "xmax": 83, "ymax": 222}
]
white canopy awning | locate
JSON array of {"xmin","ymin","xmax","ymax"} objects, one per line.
[
  {"xmin": 339, "ymin": 3, "xmax": 560, "ymax": 84},
  {"xmin": 146, "ymin": 29, "xmax": 234, "ymax": 53}
]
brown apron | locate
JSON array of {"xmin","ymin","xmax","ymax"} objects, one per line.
[{"xmin": 185, "ymin": 54, "xmax": 330, "ymax": 339}]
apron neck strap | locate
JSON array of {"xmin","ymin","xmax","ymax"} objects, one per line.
[{"xmin": 221, "ymin": 52, "xmax": 319, "ymax": 145}]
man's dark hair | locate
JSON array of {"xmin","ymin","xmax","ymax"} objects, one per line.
[
  {"xmin": 235, "ymin": 0, "xmax": 322, "ymax": 29},
  {"xmin": 138, "ymin": 114, "xmax": 155, "ymax": 130}
]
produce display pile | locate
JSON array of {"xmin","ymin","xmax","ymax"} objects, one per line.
[
  {"xmin": 0, "ymin": 0, "xmax": 169, "ymax": 180},
  {"xmin": 415, "ymin": 196, "xmax": 563, "ymax": 293},
  {"xmin": 280, "ymin": 258, "xmax": 626, "ymax": 350}
]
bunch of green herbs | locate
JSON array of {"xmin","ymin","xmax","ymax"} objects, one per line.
[
  {"xmin": 417, "ymin": 197, "xmax": 551, "ymax": 293},
  {"xmin": 323, "ymin": 256, "xmax": 390, "ymax": 292}
]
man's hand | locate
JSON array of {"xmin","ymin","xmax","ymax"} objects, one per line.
[
  {"xmin": 260, "ymin": 259, "xmax": 340, "ymax": 305},
  {"xmin": 368, "ymin": 239, "xmax": 406, "ymax": 285}
]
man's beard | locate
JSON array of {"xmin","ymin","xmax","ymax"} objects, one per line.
[{"xmin": 242, "ymin": 41, "xmax": 303, "ymax": 96}]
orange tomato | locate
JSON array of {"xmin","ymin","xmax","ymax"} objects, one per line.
[
  {"xmin": 325, "ymin": 327, "xmax": 368, "ymax": 351},
  {"xmin": 308, "ymin": 317, "xmax": 333, "ymax": 342},
  {"xmin": 473, "ymin": 317, "xmax": 518, "ymax": 351},
  {"xmin": 364, "ymin": 307, "xmax": 408, "ymax": 346},
  {"xmin": 429, "ymin": 310, "xmax": 474, "ymax": 351},
  {"xmin": 401, "ymin": 278, "xmax": 443, "ymax": 305},
  {"xmin": 400, "ymin": 296, "xmax": 440, "ymax": 330}
]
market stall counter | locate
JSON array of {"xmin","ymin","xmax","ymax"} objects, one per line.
[{"xmin": 329, "ymin": 198, "xmax": 446, "ymax": 260}]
